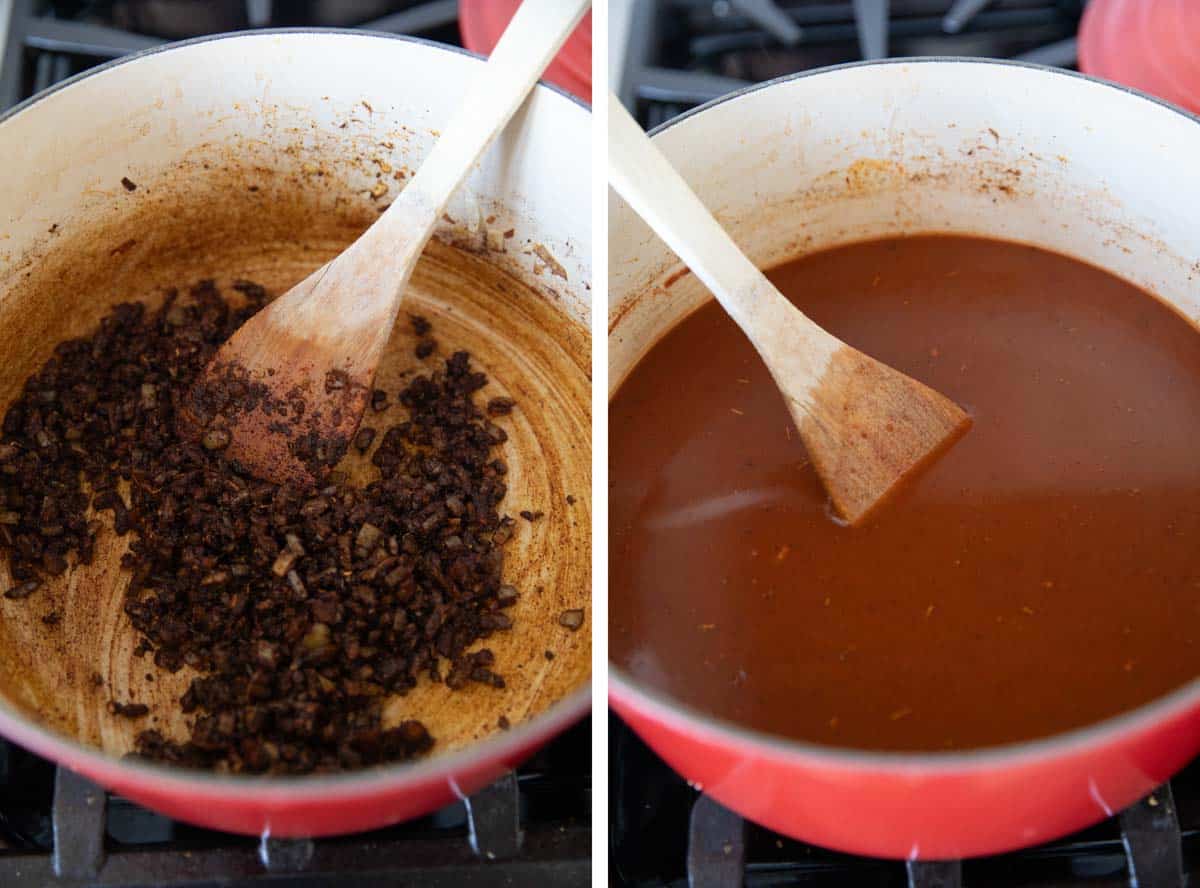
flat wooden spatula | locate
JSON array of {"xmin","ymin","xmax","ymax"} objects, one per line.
[
  {"xmin": 608, "ymin": 94, "xmax": 970, "ymax": 525},
  {"xmin": 182, "ymin": 0, "xmax": 590, "ymax": 487}
]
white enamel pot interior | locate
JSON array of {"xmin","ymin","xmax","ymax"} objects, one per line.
[
  {"xmin": 0, "ymin": 30, "xmax": 590, "ymax": 837},
  {"xmin": 609, "ymin": 59, "xmax": 1200, "ymax": 858}
]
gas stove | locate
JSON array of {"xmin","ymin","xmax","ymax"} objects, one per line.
[{"xmin": 0, "ymin": 3, "xmax": 590, "ymax": 885}]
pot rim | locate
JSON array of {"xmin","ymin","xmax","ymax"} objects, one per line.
[
  {"xmin": 641, "ymin": 55, "xmax": 1199, "ymax": 140},
  {"xmin": 611, "ymin": 56, "xmax": 1200, "ymax": 774},
  {"xmin": 0, "ymin": 29, "xmax": 591, "ymax": 795}
]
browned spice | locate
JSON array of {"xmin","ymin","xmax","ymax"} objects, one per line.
[
  {"xmin": 3, "ymin": 580, "xmax": 38, "ymax": 600},
  {"xmin": 409, "ymin": 315, "xmax": 432, "ymax": 337},
  {"xmin": 109, "ymin": 701, "xmax": 149, "ymax": 718},
  {"xmin": 353, "ymin": 427, "xmax": 376, "ymax": 452},
  {"xmin": 559, "ymin": 609, "xmax": 584, "ymax": 631},
  {"xmin": 487, "ymin": 397, "xmax": 516, "ymax": 417},
  {"xmin": 0, "ymin": 284, "xmax": 524, "ymax": 774}
]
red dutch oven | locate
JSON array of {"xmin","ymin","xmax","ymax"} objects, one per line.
[
  {"xmin": 1079, "ymin": 0, "xmax": 1200, "ymax": 115},
  {"xmin": 460, "ymin": 0, "xmax": 592, "ymax": 102},
  {"xmin": 609, "ymin": 58, "xmax": 1200, "ymax": 860},
  {"xmin": 0, "ymin": 31, "xmax": 591, "ymax": 837}
]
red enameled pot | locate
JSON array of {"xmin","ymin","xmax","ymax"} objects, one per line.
[
  {"xmin": 0, "ymin": 30, "xmax": 591, "ymax": 837},
  {"xmin": 609, "ymin": 58, "xmax": 1200, "ymax": 860}
]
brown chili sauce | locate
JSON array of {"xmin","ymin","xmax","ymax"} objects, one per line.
[{"xmin": 611, "ymin": 235, "xmax": 1200, "ymax": 752}]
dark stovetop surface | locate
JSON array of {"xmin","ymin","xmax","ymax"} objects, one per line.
[
  {"xmin": 0, "ymin": 0, "xmax": 465, "ymax": 112},
  {"xmin": 618, "ymin": 0, "xmax": 1087, "ymax": 129},
  {"xmin": 0, "ymin": 716, "xmax": 590, "ymax": 886}
]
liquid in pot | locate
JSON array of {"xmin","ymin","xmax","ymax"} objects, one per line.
[{"xmin": 611, "ymin": 235, "xmax": 1200, "ymax": 752}]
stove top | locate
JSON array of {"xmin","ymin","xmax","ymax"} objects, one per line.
[
  {"xmin": 0, "ymin": 717, "xmax": 590, "ymax": 886},
  {"xmin": 616, "ymin": 0, "xmax": 1086, "ymax": 128},
  {"xmin": 0, "ymin": 3, "xmax": 589, "ymax": 885},
  {"xmin": 611, "ymin": 715, "xmax": 1198, "ymax": 887},
  {"xmin": 0, "ymin": 0, "xmax": 463, "ymax": 112}
]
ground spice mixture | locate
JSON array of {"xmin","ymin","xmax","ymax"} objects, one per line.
[{"xmin": 0, "ymin": 282, "xmax": 522, "ymax": 774}]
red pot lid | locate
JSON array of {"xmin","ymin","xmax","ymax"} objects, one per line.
[
  {"xmin": 459, "ymin": 0, "xmax": 592, "ymax": 104},
  {"xmin": 1078, "ymin": 0, "xmax": 1200, "ymax": 115}
]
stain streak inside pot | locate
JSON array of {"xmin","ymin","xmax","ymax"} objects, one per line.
[{"xmin": 611, "ymin": 235, "xmax": 1200, "ymax": 752}]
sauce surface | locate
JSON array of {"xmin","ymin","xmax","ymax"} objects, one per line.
[{"xmin": 610, "ymin": 235, "xmax": 1200, "ymax": 752}]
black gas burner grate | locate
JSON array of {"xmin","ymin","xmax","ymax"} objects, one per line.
[
  {"xmin": 0, "ymin": 717, "xmax": 590, "ymax": 886},
  {"xmin": 0, "ymin": 0, "xmax": 463, "ymax": 112},
  {"xmin": 619, "ymin": 0, "xmax": 1086, "ymax": 129},
  {"xmin": 610, "ymin": 714, "xmax": 1199, "ymax": 887}
]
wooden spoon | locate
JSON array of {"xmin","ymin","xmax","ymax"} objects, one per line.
[
  {"xmin": 607, "ymin": 94, "xmax": 970, "ymax": 525},
  {"xmin": 183, "ymin": 0, "xmax": 590, "ymax": 487}
]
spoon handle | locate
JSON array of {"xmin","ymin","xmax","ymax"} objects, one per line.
[
  {"xmin": 609, "ymin": 93, "xmax": 970, "ymax": 525},
  {"xmin": 607, "ymin": 92, "xmax": 840, "ymax": 401},
  {"xmin": 348, "ymin": 0, "xmax": 590, "ymax": 301}
]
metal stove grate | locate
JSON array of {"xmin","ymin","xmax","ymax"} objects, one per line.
[
  {"xmin": 0, "ymin": 0, "xmax": 463, "ymax": 112},
  {"xmin": 617, "ymin": 0, "xmax": 1085, "ymax": 129}
]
